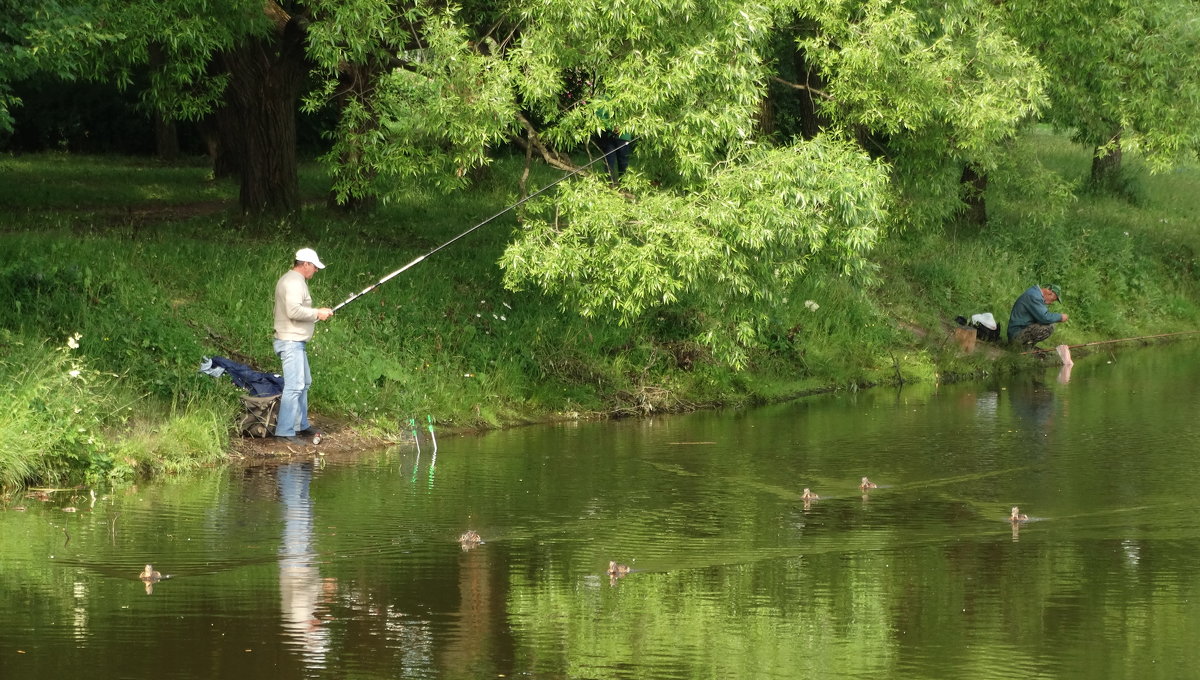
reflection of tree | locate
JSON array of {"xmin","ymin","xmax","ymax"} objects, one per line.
[
  {"xmin": 277, "ymin": 462, "xmax": 330, "ymax": 671},
  {"xmin": 439, "ymin": 542, "xmax": 510, "ymax": 677}
]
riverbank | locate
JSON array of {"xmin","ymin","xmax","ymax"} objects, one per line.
[{"xmin": 3, "ymin": 130, "xmax": 1199, "ymax": 486}]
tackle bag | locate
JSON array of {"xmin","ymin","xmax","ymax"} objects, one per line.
[
  {"xmin": 955, "ymin": 314, "xmax": 1002, "ymax": 343},
  {"xmin": 239, "ymin": 394, "xmax": 280, "ymax": 438},
  {"xmin": 971, "ymin": 321, "xmax": 1002, "ymax": 343}
]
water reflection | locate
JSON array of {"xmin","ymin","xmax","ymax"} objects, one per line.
[
  {"xmin": 276, "ymin": 461, "xmax": 331, "ymax": 671},
  {"xmin": 1009, "ymin": 377, "xmax": 1057, "ymax": 431},
  {"xmin": 1057, "ymin": 361, "xmax": 1073, "ymax": 384},
  {"xmin": 5, "ymin": 343, "xmax": 1200, "ymax": 678},
  {"xmin": 441, "ymin": 530, "xmax": 507, "ymax": 676}
]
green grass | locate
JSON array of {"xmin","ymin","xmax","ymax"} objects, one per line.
[
  {"xmin": 3, "ymin": 133, "xmax": 1200, "ymax": 488},
  {"xmin": 0, "ymin": 154, "xmax": 232, "ymax": 208}
]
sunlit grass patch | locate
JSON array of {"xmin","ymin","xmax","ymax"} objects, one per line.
[{"xmin": 0, "ymin": 153, "xmax": 233, "ymax": 209}]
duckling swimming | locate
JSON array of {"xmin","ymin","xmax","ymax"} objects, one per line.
[
  {"xmin": 859, "ymin": 477, "xmax": 878, "ymax": 490},
  {"xmin": 139, "ymin": 564, "xmax": 163, "ymax": 581},
  {"xmin": 458, "ymin": 530, "xmax": 483, "ymax": 550},
  {"xmin": 607, "ymin": 561, "xmax": 631, "ymax": 577},
  {"xmin": 801, "ymin": 488, "xmax": 819, "ymax": 501},
  {"xmin": 1010, "ymin": 506, "xmax": 1030, "ymax": 522}
]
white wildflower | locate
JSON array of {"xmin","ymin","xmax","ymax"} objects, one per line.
[
  {"xmin": 804, "ymin": 300, "xmax": 820, "ymax": 312},
  {"xmin": 69, "ymin": 369, "xmax": 81, "ymax": 378}
]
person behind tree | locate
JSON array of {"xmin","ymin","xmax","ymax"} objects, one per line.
[
  {"xmin": 1007, "ymin": 284, "xmax": 1068, "ymax": 346},
  {"xmin": 595, "ymin": 96, "xmax": 633, "ymax": 185}
]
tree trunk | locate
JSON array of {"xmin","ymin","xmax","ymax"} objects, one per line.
[
  {"xmin": 960, "ymin": 163, "xmax": 988, "ymax": 227},
  {"xmin": 1090, "ymin": 130, "xmax": 1123, "ymax": 186},
  {"xmin": 153, "ymin": 112, "xmax": 179, "ymax": 161},
  {"xmin": 218, "ymin": 13, "xmax": 307, "ymax": 216},
  {"xmin": 200, "ymin": 105, "xmax": 243, "ymax": 180},
  {"xmin": 792, "ymin": 47, "xmax": 830, "ymax": 140},
  {"xmin": 147, "ymin": 44, "xmax": 179, "ymax": 162},
  {"xmin": 757, "ymin": 89, "xmax": 776, "ymax": 136}
]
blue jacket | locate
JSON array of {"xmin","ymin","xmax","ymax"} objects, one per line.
[
  {"xmin": 201, "ymin": 356, "xmax": 285, "ymax": 397},
  {"xmin": 1007, "ymin": 285, "xmax": 1063, "ymax": 341}
]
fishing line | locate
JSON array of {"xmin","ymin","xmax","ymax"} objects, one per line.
[
  {"xmin": 331, "ymin": 139, "xmax": 635, "ymax": 313},
  {"xmin": 1019, "ymin": 329, "xmax": 1200, "ymax": 355}
]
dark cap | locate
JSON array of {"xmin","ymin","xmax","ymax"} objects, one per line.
[{"xmin": 1045, "ymin": 284, "xmax": 1062, "ymax": 301}]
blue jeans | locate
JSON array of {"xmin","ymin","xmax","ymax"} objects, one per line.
[
  {"xmin": 598, "ymin": 132, "xmax": 632, "ymax": 183},
  {"xmin": 273, "ymin": 339, "xmax": 311, "ymax": 436}
]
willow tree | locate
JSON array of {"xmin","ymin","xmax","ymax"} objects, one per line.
[
  {"xmin": 13, "ymin": 0, "xmax": 1032, "ymax": 362},
  {"xmin": 775, "ymin": 0, "xmax": 1047, "ymax": 227},
  {"xmin": 294, "ymin": 0, "xmax": 893, "ymax": 365},
  {"xmin": 1006, "ymin": 0, "xmax": 1200, "ymax": 186}
]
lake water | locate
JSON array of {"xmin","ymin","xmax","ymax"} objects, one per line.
[{"xmin": 3, "ymin": 342, "xmax": 1200, "ymax": 679}]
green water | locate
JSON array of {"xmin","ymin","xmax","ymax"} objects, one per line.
[{"xmin": 3, "ymin": 343, "xmax": 1200, "ymax": 679}]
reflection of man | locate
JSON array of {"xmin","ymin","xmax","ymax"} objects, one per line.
[
  {"xmin": 1007, "ymin": 284, "xmax": 1068, "ymax": 347},
  {"xmin": 277, "ymin": 462, "xmax": 330, "ymax": 666}
]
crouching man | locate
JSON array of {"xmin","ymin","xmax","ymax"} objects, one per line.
[{"xmin": 1007, "ymin": 284, "xmax": 1068, "ymax": 347}]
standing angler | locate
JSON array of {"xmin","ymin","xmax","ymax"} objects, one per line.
[
  {"xmin": 1007, "ymin": 284, "xmax": 1069, "ymax": 348},
  {"xmin": 273, "ymin": 248, "xmax": 333, "ymax": 444}
]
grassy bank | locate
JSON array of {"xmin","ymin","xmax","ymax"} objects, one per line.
[{"xmin": 2, "ymin": 133, "xmax": 1199, "ymax": 487}]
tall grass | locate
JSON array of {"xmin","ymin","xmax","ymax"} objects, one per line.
[{"xmin": 0, "ymin": 328, "xmax": 233, "ymax": 490}]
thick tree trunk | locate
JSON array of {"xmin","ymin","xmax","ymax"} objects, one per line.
[
  {"xmin": 200, "ymin": 105, "xmax": 243, "ymax": 180},
  {"xmin": 218, "ymin": 13, "xmax": 307, "ymax": 216},
  {"xmin": 1090, "ymin": 130, "xmax": 1122, "ymax": 186},
  {"xmin": 960, "ymin": 163, "xmax": 988, "ymax": 227}
]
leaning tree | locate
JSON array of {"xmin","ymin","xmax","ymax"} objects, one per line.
[{"xmin": 1006, "ymin": 0, "xmax": 1200, "ymax": 187}]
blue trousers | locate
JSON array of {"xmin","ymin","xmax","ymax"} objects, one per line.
[
  {"xmin": 598, "ymin": 132, "xmax": 631, "ymax": 183},
  {"xmin": 273, "ymin": 339, "xmax": 312, "ymax": 436}
]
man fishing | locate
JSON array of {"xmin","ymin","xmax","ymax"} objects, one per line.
[
  {"xmin": 273, "ymin": 248, "xmax": 333, "ymax": 444},
  {"xmin": 1007, "ymin": 284, "xmax": 1068, "ymax": 347}
]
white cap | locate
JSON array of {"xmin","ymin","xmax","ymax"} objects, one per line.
[{"xmin": 295, "ymin": 247, "xmax": 325, "ymax": 269}]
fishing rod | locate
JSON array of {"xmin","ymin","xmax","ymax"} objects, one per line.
[
  {"xmin": 331, "ymin": 139, "xmax": 634, "ymax": 313},
  {"xmin": 1020, "ymin": 329, "xmax": 1200, "ymax": 355},
  {"xmin": 426, "ymin": 414, "xmax": 438, "ymax": 454}
]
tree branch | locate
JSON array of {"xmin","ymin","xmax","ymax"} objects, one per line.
[
  {"xmin": 772, "ymin": 75, "xmax": 832, "ymax": 100},
  {"xmin": 512, "ymin": 113, "xmax": 583, "ymax": 173}
]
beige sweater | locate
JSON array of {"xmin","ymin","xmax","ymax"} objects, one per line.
[{"xmin": 274, "ymin": 270, "xmax": 318, "ymax": 341}]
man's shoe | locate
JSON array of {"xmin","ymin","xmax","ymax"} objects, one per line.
[
  {"xmin": 297, "ymin": 427, "xmax": 322, "ymax": 437},
  {"xmin": 275, "ymin": 435, "xmax": 308, "ymax": 445}
]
